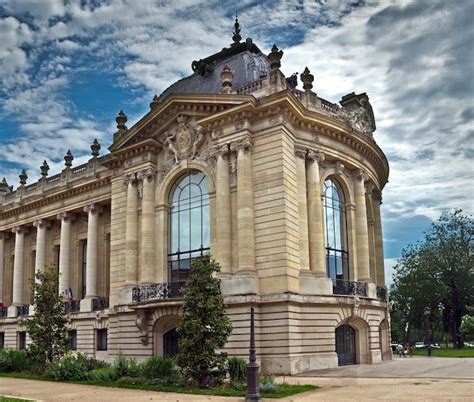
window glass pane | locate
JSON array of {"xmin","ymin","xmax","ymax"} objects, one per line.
[
  {"xmin": 202, "ymin": 204, "xmax": 210, "ymax": 247},
  {"xmin": 190, "ymin": 208, "xmax": 202, "ymax": 250},
  {"xmin": 179, "ymin": 209, "xmax": 190, "ymax": 252}
]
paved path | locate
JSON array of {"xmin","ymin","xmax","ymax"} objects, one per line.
[{"xmin": 296, "ymin": 356, "xmax": 474, "ymax": 379}]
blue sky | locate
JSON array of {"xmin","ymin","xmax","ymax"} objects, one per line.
[{"xmin": 0, "ymin": 0, "xmax": 473, "ymax": 284}]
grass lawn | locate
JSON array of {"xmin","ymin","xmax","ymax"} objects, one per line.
[
  {"xmin": 0, "ymin": 397, "xmax": 35, "ymax": 402},
  {"xmin": 412, "ymin": 347, "xmax": 474, "ymax": 358},
  {"xmin": 0, "ymin": 373, "xmax": 317, "ymax": 399}
]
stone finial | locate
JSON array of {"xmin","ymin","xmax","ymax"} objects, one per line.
[
  {"xmin": 267, "ymin": 44, "xmax": 283, "ymax": 70},
  {"xmin": 40, "ymin": 160, "xmax": 49, "ymax": 178},
  {"xmin": 0, "ymin": 177, "xmax": 9, "ymax": 194},
  {"xmin": 232, "ymin": 15, "xmax": 242, "ymax": 44},
  {"xmin": 220, "ymin": 65, "xmax": 234, "ymax": 94},
  {"xmin": 19, "ymin": 169, "xmax": 28, "ymax": 186},
  {"xmin": 149, "ymin": 94, "xmax": 159, "ymax": 110},
  {"xmin": 64, "ymin": 150, "xmax": 74, "ymax": 168},
  {"xmin": 91, "ymin": 139, "xmax": 101, "ymax": 157},
  {"xmin": 116, "ymin": 110, "xmax": 128, "ymax": 132},
  {"xmin": 300, "ymin": 67, "xmax": 314, "ymax": 91}
]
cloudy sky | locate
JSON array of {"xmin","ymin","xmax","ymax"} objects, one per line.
[{"xmin": 0, "ymin": 0, "xmax": 472, "ymax": 283}]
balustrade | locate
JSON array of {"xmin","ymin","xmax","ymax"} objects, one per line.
[
  {"xmin": 332, "ymin": 280, "xmax": 368, "ymax": 297},
  {"xmin": 132, "ymin": 281, "xmax": 185, "ymax": 303}
]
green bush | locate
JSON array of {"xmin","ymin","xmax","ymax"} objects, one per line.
[
  {"xmin": 142, "ymin": 356, "xmax": 175, "ymax": 380},
  {"xmin": 228, "ymin": 357, "xmax": 246, "ymax": 383},
  {"xmin": 85, "ymin": 356, "xmax": 110, "ymax": 371},
  {"xmin": 116, "ymin": 376, "xmax": 147, "ymax": 385},
  {"xmin": 48, "ymin": 353, "xmax": 88, "ymax": 381},
  {"xmin": 86, "ymin": 367, "xmax": 116, "ymax": 381},
  {"xmin": 229, "ymin": 380, "xmax": 246, "ymax": 391},
  {"xmin": 112, "ymin": 352, "xmax": 142, "ymax": 378},
  {"xmin": 260, "ymin": 376, "xmax": 278, "ymax": 393},
  {"xmin": 0, "ymin": 350, "xmax": 29, "ymax": 373}
]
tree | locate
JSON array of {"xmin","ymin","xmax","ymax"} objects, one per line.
[
  {"xmin": 390, "ymin": 210, "xmax": 473, "ymax": 348},
  {"xmin": 25, "ymin": 266, "xmax": 69, "ymax": 363},
  {"xmin": 176, "ymin": 256, "xmax": 232, "ymax": 387},
  {"xmin": 460, "ymin": 307, "xmax": 474, "ymax": 341}
]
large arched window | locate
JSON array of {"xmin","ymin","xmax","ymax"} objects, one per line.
[
  {"xmin": 168, "ymin": 171, "xmax": 210, "ymax": 282},
  {"xmin": 323, "ymin": 179, "xmax": 349, "ymax": 281}
]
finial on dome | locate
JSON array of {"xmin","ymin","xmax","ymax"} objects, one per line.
[
  {"xmin": 19, "ymin": 169, "xmax": 28, "ymax": 186},
  {"xmin": 91, "ymin": 139, "xmax": 101, "ymax": 157},
  {"xmin": 300, "ymin": 67, "xmax": 314, "ymax": 91},
  {"xmin": 232, "ymin": 14, "xmax": 242, "ymax": 44},
  {"xmin": 268, "ymin": 44, "xmax": 283, "ymax": 70},
  {"xmin": 64, "ymin": 150, "xmax": 74, "ymax": 168},
  {"xmin": 40, "ymin": 160, "xmax": 49, "ymax": 178},
  {"xmin": 220, "ymin": 65, "xmax": 234, "ymax": 94}
]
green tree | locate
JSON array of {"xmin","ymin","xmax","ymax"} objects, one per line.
[
  {"xmin": 460, "ymin": 307, "xmax": 474, "ymax": 341},
  {"xmin": 25, "ymin": 265, "xmax": 69, "ymax": 363},
  {"xmin": 390, "ymin": 210, "xmax": 473, "ymax": 348},
  {"xmin": 176, "ymin": 256, "xmax": 232, "ymax": 387}
]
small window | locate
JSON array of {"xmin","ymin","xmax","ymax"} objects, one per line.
[
  {"xmin": 96, "ymin": 329, "xmax": 107, "ymax": 351},
  {"xmin": 69, "ymin": 330, "xmax": 77, "ymax": 351},
  {"xmin": 18, "ymin": 331, "xmax": 26, "ymax": 350},
  {"xmin": 0, "ymin": 332, "xmax": 4, "ymax": 350}
]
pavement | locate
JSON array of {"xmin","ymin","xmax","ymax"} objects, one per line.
[{"xmin": 0, "ymin": 357, "xmax": 472, "ymax": 401}]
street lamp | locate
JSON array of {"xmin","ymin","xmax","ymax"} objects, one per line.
[{"xmin": 246, "ymin": 307, "xmax": 261, "ymax": 401}]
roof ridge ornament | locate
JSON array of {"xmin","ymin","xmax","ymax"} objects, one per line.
[{"xmin": 232, "ymin": 15, "xmax": 242, "ymax": 44}]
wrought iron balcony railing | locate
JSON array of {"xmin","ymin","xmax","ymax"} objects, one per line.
[
  {"xmin": 16, "ymin": 304, "xmax": 29, "ymax": 317},
  {"xmin": 132, "ymin": 281, "xmax": 185, "ymax": 303},
  {"xmin": 92, "ymin": 297, "xmax": 109, "ymax": 311},
  {"xmin": 333, "ymin": 280, "xmax": 368, "ymax": 297},
  {"xmin": 64, "ymin": 300, "xmax": 81, "ymax": 313},
  {"xmin": 376, "ymin": 286, "xmax": 387, "ymax": 301},
  {"xmin": 0, "ymin": 307, "xmax": 8, "ymax": 318}
]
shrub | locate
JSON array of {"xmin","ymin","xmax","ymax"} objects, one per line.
[
  {"xmin": 229, "ymin": 380, "xmax": 246, "ymax": 391},
  {"xmin": 48, "ymin": 352, "xmax": 88, "ymax": 381},
  {"xmin": 0, "ymin": 349, "xmax": 29, "ymax": 373},
  {"xmin": 112, "ymin": 352, "xmax": 142, "ymax": 378},
  {"xmin": 86, "ymin": 367, "xmax": 116, "ymax": 382},
  {"xmin": 228, "ymin": 357, "xmax": 246, "ymax": 383},
  {"xmin": 142, "ymin": 356, "xmax": 175, "ymax": 380},
  {"xmin": 116, "ymin": 376, "xmax": 147, "ymax": 385},
  {"xmin": 85, "ymin": 356, "xmax": 110, "ymax": 371},
  {"xmin": 260, "ymin": 376, "xmax": 278, "ymax": 393}
]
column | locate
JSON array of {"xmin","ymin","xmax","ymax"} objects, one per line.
[
  {"xmin": 306, "ymin": 150, "xmax": 326, "ymax": 277},
  {"xmin": 84, "ymin": 204, "xmax": 101, "ymax": 298},
  {"xmin": 11, "ymin": 226, "xmax": 26, "ymax": 305},
  {"xmin": 139, "ymin": 168, "xmax": 156, "ymax": 284},
  {"xmin": 373, "ymin": 190, "xmax": 386, "ymax": 286},
  {"xmin": 354, "ymin": 169, "xmax": 371, "ymax": 281},
  {"xmin": 124, "ymin": 174, "xmax": 139, "ymax": 285},
  {"xmin": 57, "ymin": 212, "xmax": 74, "ymax": 296},
  {"xmin": 232, "ymin": 137, "xmax": 255, "ymax": 274},
  {"xmin": 294, "ymin": 147, "xmax": 310, "ymax": 270},
  {"xmin": 0, "ymin": 233, "xmax": 5, "ymax": 304},
  {"xmin": 214, "ymin": 145, "xmax": 232, "ymax": 273},
  {"xmin": 33, "ymin": 219, "xmax": 50, "ymax": 278}
]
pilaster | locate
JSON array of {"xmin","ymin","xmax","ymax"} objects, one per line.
[{"xmin": 353, "ymin": 169, "xmax": 371, "ymax": 281}]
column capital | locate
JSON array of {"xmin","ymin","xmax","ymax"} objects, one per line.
[
  {"xmin": 307, "ymin": 149, "xmax": 325, "ymax": 164},
  {"xmin": 230, "ymin": 136, "xmax": 253, "ymax": 154},
  {"xmin": 365, "ymin": 182, "xmax": 375, "ymax": 195},
  {"xmin": 210, "ymin": 144, "xmax": 230, "ymax": 160},
  {"xmin": 354, "ymin": 168, "xmax": 369, "ymax": 182},
  {"xmin": 294, "ymin": 145, "xmax": 307, "ymax": 160},
  {"xmin": 33, "ymin": 219, "xmax": 51, "ymax": 229},
  {"xmin": 12, "ymin": 226, "xmax": 27, "ymax": 235},
  {"xmin": 83, "ymin": 203, "xmax": 103, "ymax": 215},
  {"xmin": 123, "ymin": 172, "xmax": 138, "ymax": 187},
  {"xmin": 57, "ymin": 212, "xmax": 76, "ymax": 222},
  {"xmin": 372, "ymin": 189, "xmax": 383, "ymax": 204},
  {"xmin": 137, "ymin": 167, "xmax": 157, "ymax": 183}
]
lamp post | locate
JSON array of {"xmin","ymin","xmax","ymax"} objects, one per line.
[{"xmin": 246, "ymin": 307, "xmax": 261, "ymax": 401}]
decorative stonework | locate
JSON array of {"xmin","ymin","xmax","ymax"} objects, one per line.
[
  {"xmin": 57, "ymin": 212, "xmax": 75, "ymax": 222},
  {"xmin": 83, "ymin": 203, "xmax": 103, "ymax": 215},
  {"xmin": 307, "ymin": 149, "xmax": 325, "ymax": 163},
  {"xmin": 230, "ymin": 136, "xmax": 253, "ymax": 154},
  {"xmin": 135, "ymin": 309, "xmax": 149, "ymax": 345},
  {"xmin": 137, "ymin": 168, "xmax": 157, "ymax": 183},
  {"xmin": 294, "ymin": 146, "xmax": 307, "ymax": 160},
  {"xmin": 354, "ymin": 168, "xmax": 369, "ymax": 182},
  {"xmin": 33, "ymin": 219, "xmax": 51, "ymax": 230}
]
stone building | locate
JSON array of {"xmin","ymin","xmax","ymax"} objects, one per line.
[{"xmin": 0, "ymin": 21, "xmax": 390, "ymax": 374}]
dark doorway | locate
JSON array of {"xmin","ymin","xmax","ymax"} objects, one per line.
[
  {"xmin": 163, "ymin": 328, "xmax": 179, "ymax": 358},
  {"xmin": 336, "ymin": 324, "xmax": 356, "ymax": 365}
]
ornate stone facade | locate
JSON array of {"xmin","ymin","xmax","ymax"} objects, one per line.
[{"xmin": 0, "ymin": 24, "xmax": 391, "ymax": 374}]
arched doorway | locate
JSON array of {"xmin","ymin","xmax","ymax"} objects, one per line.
[
  {"xmin": 163, "ymin": 327, "xmax": 179, "ymax": 357},
  {"xmin": 336, "ymin": 324, "xmax": 356, "ymax": 365}
]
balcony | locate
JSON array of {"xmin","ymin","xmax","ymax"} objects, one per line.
[
  {"xmin": 92, "ymin": 297, "xmax": 109, "ymax": 311},
  {"xmin": 376, "ymin": 286, "xmax": 387, "ymax": 301},
  {"xmin": 64, "ymin": 300, "xmax": 81, "ymax": 313},
  {"xmin": 0, "ymin": 307, "xmax": 7, "ymax": 318},
  {"xmin": 16, "ymin": 304, "xmax": 29, "ymax": 317},
  {"xmin": 333, "ymin": 280, "xmax": 368, "ymax": 297},
  {"xmin": 132, "ymin": 281, "xmax": 185, "ymax": 303}
]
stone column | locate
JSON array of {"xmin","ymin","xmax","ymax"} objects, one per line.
[
  {"xmin": 139, "ymin": 168, "xmax": 157, "ymax": 284},
  {"xmin": 11, "ymin": 226, "xmax": 26, "ymax": 305},
  {"xmin": 214, "ymin": 145, "xmax": 232, "ymax": 273},
  {"xmin": 232, "ymin": 137, "xmax": 255, "ymax": 274},
  {"xmin": 84, "ymin": 204, "xmax": 102, "ymax": 298},
  {"xmin": 0, "ymin": 233, "xmax": 4, "ymax": 304},
  {"xmin": 124, "ymin": 174, "xmax": 139, "ymax": 285},
  {"xmin": 57, "ymin": 212, "xmax": 75, "ymax": 296},
  {"xmin": 373, "ymin": 190, "xmax": 386, "ymax": 286},
  {"xmin": 294, "ymin": 147, "xmax": 310, "ymax": 270},
  {"xmin": 33, "ymin": 219, "xmax": 50, "ymax": 279},
  {"xmin": 306, "ymin": 150, "xmax": 326, "ymax": 277},
  {"xmin": 354, "ymin": 169, "xmax": 371, "ymax": 281}
]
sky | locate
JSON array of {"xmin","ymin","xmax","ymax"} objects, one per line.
[{"xmin": 0, "ymin": 0, "xmax": 473, "ymax": 284}]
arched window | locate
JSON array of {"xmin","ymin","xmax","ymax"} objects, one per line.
[
  {"xmin": 168, "ymin": 171, "xmax": 210, "ymax": 282},
  {"xmin": 323, "ymin": 179, "xmax": 349, "ymax": 281}
]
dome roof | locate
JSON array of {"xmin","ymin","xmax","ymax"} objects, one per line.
[{"xmin": 158, "ymin": 24, "xmax": 270, "ymax": 100}]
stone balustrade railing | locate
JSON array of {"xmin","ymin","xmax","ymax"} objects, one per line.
[
  {"xmin": 92, "ymin": 297, "xmax": 109, "ymax": 311},
  {"xmin": 16, "ymin": 304, "xmax": 29, "ymax": 317},
  {"xmin": 132, "ymin": 281, "xmax": 185, "ymax": 303},
  {"xmin": 333, "ymin": 279, "xmax": 368, "ymax": 297}
]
